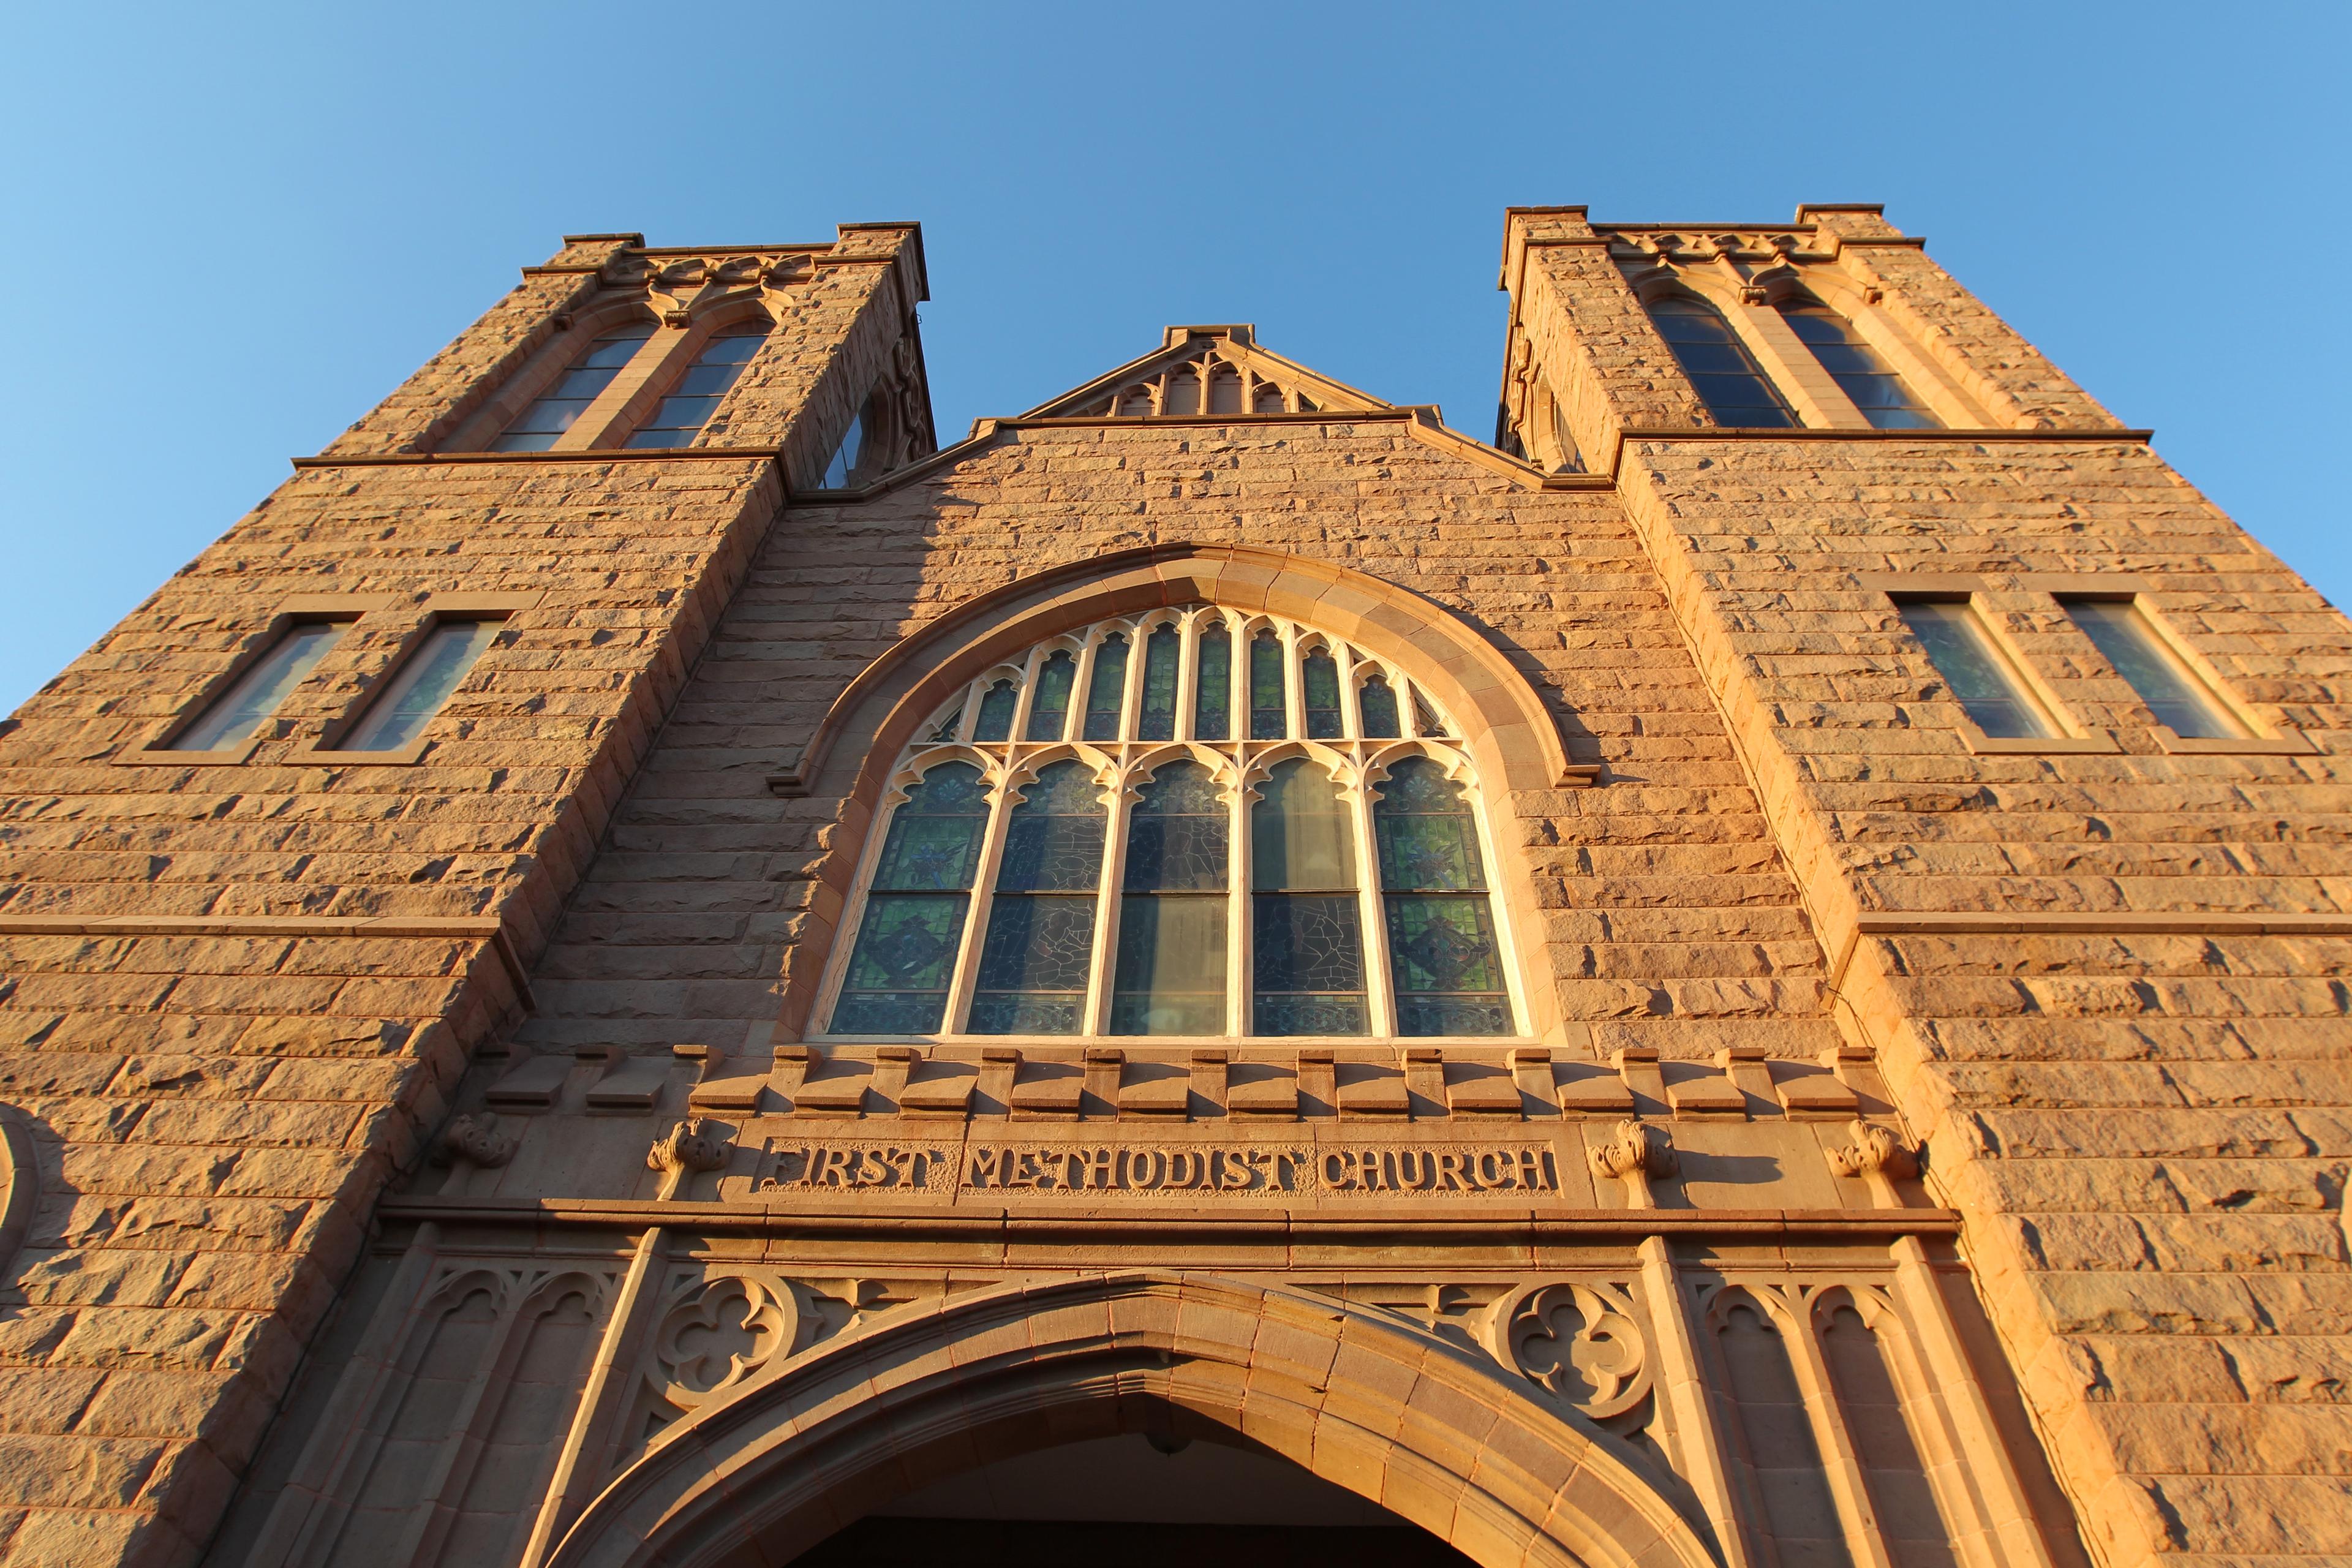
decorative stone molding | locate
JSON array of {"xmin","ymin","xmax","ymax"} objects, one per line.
[
  {"xmin": 1828, "ymin": 1119, "xmax": 1919, "ymax": 1207},
  {"xmin": 433, "ymin": 1112, "xmax": 516, "ymax": 1169},
  {"xmin": 647, "ymin": 1118, "xmax": 733, "ymax": 1199},
  {"xmin": 1589, "ymin": 1119, "xmax": 1676, "ymax": 1207},
  {"xmin": 1482, "ymin": 1280, "xmax": 1652, "ymax": 1421}
]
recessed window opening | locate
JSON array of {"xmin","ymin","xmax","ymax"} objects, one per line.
[
  {"xmin": 820, "ymin": 409, "xmax": 866, "ymax": 488},
  {"xmin": 1646, "ymin": 295, "xmax": 1796, "ymax": 428},
  {"xmin": 170, "ymin": 620, "xmax": 348, "ymax": 752},
  {"xmin": 1779, "ymin": 300, "xmax": 1940, "ymax": 429},
  {"xmin": 490, "ymin": 322, "xmax": 654, "ymax": 452},
  {"xmin": 2062, "ymin": 598, "xmax": 2248, "ymax": 739},
  {"xmin": 1896, "ymin": 600, "xmax": 2057, "ymax": 740},
  {"xmin": 627, "ymin": 323, "xmax": 768, "ymax": 448},
  {"xmin": 824, "ymin": 606, "xmax": 1518, "ymax": 1039},
  {"xmin": 333, "ymin": 618, "xmax": 502, "ymax": 752}
]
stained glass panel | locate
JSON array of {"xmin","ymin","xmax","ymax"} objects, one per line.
[
  {"xmin": 1252, "ymin": 895, "xmax": 1366, "ymax": 1035},
  {"xmin": 1139, "ymin": 625, "xmax": 1180, "ymax": 741},
  {"xmin": 1303, "ymin": 651, "xmax": 1343, "ymax": 739},
  {"xmin": 971, "ymin": 760, "xmax": 1106, "ymax": 1035},
  {"xmin": 1252, "ymin": 760, "xmax": 1353, "ymax": 891},
  {"xmin": 1025, "ymin": 650, "xmax": 1076, "ymax": 741},
  {"xmin": 1250, "ymin": 631, "xmax": 1286, "ymax": 739},
  {"xmin": 973, "ymin": 679, "xmax": 1019, "ymax": 742},
  {"xmin": 1124, "ymin": 763, "xmax": 1228, "ymax": 892},
  {"xmin": 1109, "ymin": 895, "xmax": 1226, "ymax": 1035},
  {"xmin": 1194, "ymin": 621, "xmax": 1232, "ymax": 741},
  {"xmin": 1384, "ymin": 895, "xmax": 1510, "ymax": 1036},
  {"xmin": 832, "ymin": 763, "xmax": 989, "ymax": 1033},
  {"xmin": 1373, "ymin": 760, "xmax": 1488, "ymax": 892},
  {"xmin": 1083, "ymin": 634, "xmax": 1128, "ymax": 741},
  {"xmin": 1358, "ymin": 676, "xmax": 1401, "ymax": 739},
  {"xmin": 1898, "ymin": 601, "xmax": 2055, "ymax": 739}
]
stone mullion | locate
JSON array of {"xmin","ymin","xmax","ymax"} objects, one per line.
[
  {"xmin": 554, "ymin": 328, "xmax": 684, "ymax": 453},
  {"xmin": 518, "ymin": 1227, "xmax": 668, "ymax": 1568},
  {"xmin": 1083, "ymin": 774, "xmax": 1131, "ymax": 1038},
  {"xmin": 1777, "ymin": 1288, "xmax": 1898, "ymax": 1568},
  {"xmin": 1886, "ymin": 1237, "xmax": 2057, "ymax": 1568},
  {"xmin": 939, "ymin": 777, "xmax": 1016, "ymax": 1035},
  {"xmin": 1281, "ymin": 622, "xmax": 1307, "ymax": 740},
  {"xmin": 1068, "ymin": 634, "xmax": 1103, "ymax": 746},
  {"xmin": 1228, "ymin": 770, "xmax": 1253, "ymax": 1040},
  {"xmin": 1006, "ymin": 644, "xmax": 1046, "ymax": 742},
  {"xmin": 1728, "ymin": 301, "xmax": 1871, "ymax": 429},
  {"xmin": 1352, "ymin": 760, "xmax": 1400, "ymax": 1039},
  {"xmin": 1120, "ymin": 616, "xmax": 1150, "ymax": 741},
  {"xmin": 1174, "ymin": 614, "xmax": 1202, "ymax": 743},
  {"xmin": 247, "ymin": 1223, "xmax": 446, "ymax": 1568},
  {"xmin": 1635, "ymin": 1238, "xmax": 1755, "ymax": 1568}
]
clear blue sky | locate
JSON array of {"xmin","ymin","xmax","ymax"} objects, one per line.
[{"xmin": 2, "ymin": 2, "xmax": 2345, "ymax": 715}]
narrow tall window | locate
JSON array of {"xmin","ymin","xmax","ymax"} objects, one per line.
[
  {"xmin": 1024, "ymin": 651, "xmax": 1076, "ymax": 741},
  {"xmin": 1646, "ymin": 296, "xmax": 1796, "ymax": 428},
  {"xmin": 2062, "ymin": 598, "xmax": 2247, "ymax": 739},
  {"xmin": 970, "ymin": 761, "xmax": 1106, "ymax": 1035},
  {"xmin": 1302, "ymin": 649, "xmax": 1343, "ymax": 739},
  {"xmin": 491, "ymin": 323, "xmax": 654, "ymax": 452},
  {"xmin": 1718, "ymin": 1300, "xmax": 1853, "ymax": 1568},
  {"xmin": 1373, "ymin": 759, "xmax": 1510, "ymax": 1036},
  {"xmin": 627, "ymin": 324, "xmax": 767, "ymax": 448},
  {"xmin": 170, "ymin": 622, "xmax": 346, "ymax": 752},
  {"xmin": 1358, "ymin": 676, "xmax": 1402, "ymax": 739},
  {"xmin": 972, "ymin": 680, "xmax": 1018, "ymax": 742},
  {"xmin": 1138, "ymin": 624, "xmax": 1180, "ymax": 742},
  {"xmin": 334, "ymin": 619, "xmax": 502, "ymax": 752},
  {"xmin": 1193, "ymin": 620, "xmax": 1232, "ymax": 741},
  {"xmin": 820, "ymin": 409, "xmax": 865, "ymax": 489},
  {"xmin": 1251, "ymin": 760, "xmax": 1368, "ymax": 1036},
  {"xmin": 1249, "ymin": 631, "xmax": 1286, "ymax": 739},
  {"xmin": 1082, "ymin": 635, "xmax": 1128, "ymax": 741},
  {"xmin": 832, "ymin": 763, "xmax": 989, "ymax": 1033},
  {"xmin": 1110, "ymin": 762, "xmax": 1228, "ymax": 1035},
  {"xmin": 1897, "ymin": 600, "xmax": 2058, "ymax": 739},
  {"xmin": 1780, "ymin": 303, "xmax": 1940, "ymax": 429}
]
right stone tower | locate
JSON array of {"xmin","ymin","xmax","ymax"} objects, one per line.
[{"xmin": 1498, "ymin": 203, "xmax": 2352, "ymax": 1568}]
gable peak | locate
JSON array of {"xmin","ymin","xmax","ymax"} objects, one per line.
[{"xmin": 1025, "ymin": 326, "xmax": 1390, "ymax": 420}]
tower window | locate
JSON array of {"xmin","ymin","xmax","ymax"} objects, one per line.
[
  {"xmin": 490, "ymin": 323, "xmax": 654, "ymax": 452},
  {"xmin": 822, "ymin": 606, "xmax": 1520, "ymax": 1039},
  {"xmin": 169, "ymin": 621, "xmax": 347, "ymax": 752},
  {"xmin": 333, "ymin": 619, "xmax": 503, "ymax": 752},
  {"xmin": 1780, "ymin": 303, "xmax": 1941, "ymax": 429},
  {"xmin": 1646, "ymin": 296, "xmax": 1796, "ymax": 428},
  {"xmin": 1897, "ymin": 600, "xmax": 2059, "ymax": 740},
  {"xmin": 627, "ymin": 323, "xmax": 769, "ymax": 448},
  {"xmin": 2062, "ymin": 598, "xmax": 2248, "ymax": 739}
]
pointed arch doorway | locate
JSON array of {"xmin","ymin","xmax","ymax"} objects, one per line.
[{"xmin": 545, "ymin": 1272, "xmax": 1717, "ymax": 1568}]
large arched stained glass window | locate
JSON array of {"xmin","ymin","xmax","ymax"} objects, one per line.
[
  {"xmin": 831, "ymin": 763, "xmax": 990, "ymax": 1033},
  {"xmin": 822, "ymin": 605, "xmax": 1521, "ymax": 1039}
]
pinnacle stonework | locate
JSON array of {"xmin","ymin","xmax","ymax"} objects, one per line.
[{"xmin": 0, "ymin": 208, "xmax": 2342, "ymax": 1568}]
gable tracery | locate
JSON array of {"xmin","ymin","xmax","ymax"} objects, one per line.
[
  {"xmin": 821, "ymin": 604, "xmax": 1524, "ymax": 1042},
  {"xmin": 1064, "ymin": 341, "xmax": 1325, "ymax": 417}
]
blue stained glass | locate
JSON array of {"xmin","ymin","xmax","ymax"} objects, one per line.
[
  {"xmin": 1357, "ymin": 676, "xmax": 1401, "ymax": 739},
  {"xmin": 1025, "ymin": 651, "xmax": 1076, "ymax": 741},
  {"xmin": 1646, "ymin": 298, "xmax": 1796, "ymax": 428},
  {"xmin": 1111, "ymin": 760, "xmax": 1227, "ymax": 1035},
  {"xmin": 1139, "ymin": 625, "xmax": 1179, "ymax": 741},
  {"xmin": 971, "ymin": 760, "xmax": 1106, "ymax": 1035},
  {"xmin": 832, "ymin": 762, "xmax": 989, "ymax": 1035},
  {"xmin": 1251, "ymin": 759, "xmax": 1366, "ymax": 1036},
  {"xmin": 973, "ymin": 680, "xmax": 1019, "ymax": 742}
]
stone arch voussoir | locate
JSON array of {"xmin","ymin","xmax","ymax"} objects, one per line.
[{"xmin": 547, "ymin": 1271, "xmax": 1715, "ymax": 1568}]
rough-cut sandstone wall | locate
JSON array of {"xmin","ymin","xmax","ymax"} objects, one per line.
[
  {"xmin": 1510, "ymin": 209, "xmax": 2352, "ymax": 1568},
  {"xmin": 0, "ymin": 228, "xmax": 919, "ymax": 1566}
]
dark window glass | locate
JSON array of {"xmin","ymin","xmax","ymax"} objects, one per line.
[
  {"xmin": 335, "ymin": 620, "xmax": 501, "ymax": 752},
  {"xmin": 1302, "ymin": 650, "xmax": 1343, "ymax": 739},
  {"xmin": 1358, "ymin": 676, "xmax": 1401, "ymax": 739},
  {"xmin": 970, "ymin": 761, "xmax": 1105, "ymax": 1034},
  {"xmin": 972, "ymin": 680, "xmax": 1018, "ymax": 743},
  {"xmin": 1373, "ymin": 758, "xmax": 1510, "ymax": 1036},
  {"xmin": 820, "ymin": 410, "xmax": 866, "ymax": 489},
  {"xmin": 170, "ymin": 622, "xmax": 345, "ymax": 752},
  {"xmin": 1024, "ymin": 651, "xmax": 1076, "ymax": 741},
  {"xmin": 1250, "ymin": 631, "xmax": 1287, "ymax": 739},
  {"xmin": 2064, "ymin": 599, "xmax": 2245, "ymax": 740},
  {"xmin": 1780, "ymin": 305, "xmax": 1941, "ymax": 429},
  {"xmin": 1898, "ymin": 601, "xmax": 2056, "ymax": 739},
  {"xmin": 490, "ymin": 323, "xmax": 654, "ymax": 451},
  {"xmin": 1139, "ymin": 625, "xmax": 1180, "ymax": 741},
  {"xmin": 1082, "ymin": 635, "xmax": 1128, "ymax": 741},
  {"xmin": 627, "ymin": 326, "xmax": 767, "ymax": 449},
  {"xmin": 831, "ymin": 763, "xmax": 989, "ymax": 1033},
  {"xmin": 1251, "ymin": 759, "xmax": 1366, "ymax": 1036},
  {"xmin": 1193, "ymin": 620, "xmax": 1232, "ymax": 741},
  {"xmin": 1646, "ymin": 297, "xmax": 1796, "ymax": 429},
  {"xmin": 1411, "ymin": 692, "xmax": 1447, "ymax": 738},
  {"xmin": 1111, "ymin": 762, "xmax": 1228, "ymax": 1035}
]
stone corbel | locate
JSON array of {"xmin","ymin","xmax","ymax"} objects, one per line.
[
  {"xmin": 1827, "ymin": 1118, "xmax": 1919, "ymax": 1207},
  {"xmin": 647, "ymin": 1118, "xmax": 734, "ymax": 1200},
  {"xmin": 1589, "ymin": 1120, "xmax": 1676, "ymax": 1208},
  {"xmin": 432, "ymin": 1112, "xmax": 516, "ymax": 1169}
]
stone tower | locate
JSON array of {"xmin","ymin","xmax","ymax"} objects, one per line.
[{"xmin": 0, "ymin": 206, "xmax": 2341, "ymax": 1568}]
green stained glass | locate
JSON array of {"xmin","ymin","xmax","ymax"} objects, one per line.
[
  {"xmin": 1194, "ymin": 621, "xmax": 1232, "ymax": 741},
  {"xmin": 1083, "ymin": 635, "xmax": 1128, "ymax": 741},
  {"xmin": 1250, "ymin": 631, "xmax": 1286, "ymax": 739},
  {"xmin": 1303, "ymin": 651, "xmax": 1343, "ymax": 739},
  {"xmin": 1025, "ymin": 651, "xmax": 1076, "ymax": 741},
  {"xmin": 832, "ymin": 763, "xmax": 989, "ymax": 1034},
  {"xmin": 1373, "ymin": 760, "xmax": 1487, "ymax": 892},
  {"xmin": 1374, "ymin": 758, "xmax": 1509, "ymax": 1036},
  {"xmin": 1139, "ymin": 625, "xmax": 1180, "ymax": 741},
  {"xmin": 1357, "ymin": 676, "xmax": 1401, "ymax": 739},
  {"xmin": 973, "ymin": 679, "xmax": 1018, "ymax": 742}
]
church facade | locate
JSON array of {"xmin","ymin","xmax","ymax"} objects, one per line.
[{"xmin": 0, "ymin": 205, "xmax": 2345, "ymax": 1568}]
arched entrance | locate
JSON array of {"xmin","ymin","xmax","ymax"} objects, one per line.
[{"xmin": 546, "ymin": 1272, "xmax": 1717, "ymax": 1568}]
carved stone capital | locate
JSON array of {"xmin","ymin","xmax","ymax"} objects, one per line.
[
  {"xmin": 1829, "ymin": 1119, "xmax": 1919, "ymax": 1182},
  {"xmin": 1590, "ymin": 1120, "xmax": 1676, "ymax": 1182},
  {"xmin": 434, "ymin": 1112, "xmax": 515, "ymax": 1169},
  {"xmin": 649, "ymin": 1118, "xmax": 733, "ymax": 1177}
]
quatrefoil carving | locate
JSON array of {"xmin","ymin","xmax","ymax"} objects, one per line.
[
  {"xmin": 1483, "ymin": 1281, "xmax": 1651, "ymax": 1420},
  {"xmin": 650, "ymin": 1276, "xmax": 797, "ymax": 1406}
]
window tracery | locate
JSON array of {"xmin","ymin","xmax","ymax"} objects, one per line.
[{"xmin": 823, "ymin": 605, "xmax": 1523, "ymax": 1039}]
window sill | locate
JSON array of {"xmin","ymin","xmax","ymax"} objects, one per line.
[
  {"xmin": 113, "ymin": 737, "xmax": 263, "ymax": 767},
  {"xmin": 287, "ymin": 737, "xmax": 436, "ymax": 767},
  {"xmin": 2153, "ymin": 726, "xmax": 2316, "ymax": 756},
  {"xmin": 1958, "ymin": 725, "xmax": 2117, "ymax": 756}
]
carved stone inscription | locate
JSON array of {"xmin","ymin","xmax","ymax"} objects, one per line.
[{"xmin": 751, "ymin": 1139, "xmax": 1561, "ymax": 1200}]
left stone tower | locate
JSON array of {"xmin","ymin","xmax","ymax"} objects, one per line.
[{"xmin": 0, "ymin": 225, "xmax": 930, "ymax": 1565}]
